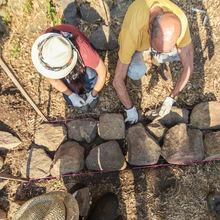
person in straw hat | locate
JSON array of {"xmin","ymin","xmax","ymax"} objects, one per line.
[{"xmin": 32, "ymin": 24, "xmax": 107, "ymax": 112}]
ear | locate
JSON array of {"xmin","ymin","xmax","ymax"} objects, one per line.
[{"xmin": 148, "ymin": 28, "xmax": 152, "ymax": 36}]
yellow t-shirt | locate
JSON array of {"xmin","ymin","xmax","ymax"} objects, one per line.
[{"xmin": 118, "ymin": 0, "xmax": 192, "ymax": 64}]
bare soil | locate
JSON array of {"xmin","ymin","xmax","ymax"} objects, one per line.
[{"xmin": 0, "ymin": 0, "xmax": 220, "ymax": 219}]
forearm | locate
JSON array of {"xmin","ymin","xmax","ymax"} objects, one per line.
[
  {"xmin": 169, "ymin": 65, "xmax": 192, "ymax": 98},
  {"xmin": 45, "ymin": 77, "xmax": 73, "ymax": 96}
]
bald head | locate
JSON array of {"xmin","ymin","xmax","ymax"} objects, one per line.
[{"xmin": 151, "ymin": 12, "xmax": 181, "ymax": 53}]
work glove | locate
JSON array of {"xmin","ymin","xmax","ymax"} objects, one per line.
[
  {"xmin": 85, "ymin": 90, "xmax": 98, "ymax": 105},
  {"xmin": 158, "ymin": 96, "xmax": 175, "ymax": 119},
  {"xmin": 68, "ymin": 93, "xmax": 86, "ymax": 107},
  {"xmin": 125, "ymin": 106, "xmax": 138, "ymax": 124}
]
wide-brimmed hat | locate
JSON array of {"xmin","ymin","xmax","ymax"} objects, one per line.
[
  {"xmin": 13, "ymin": 191, "xmax": 79, "ymax": 220},
  {"xmin": 32, "ymin": 33, "xmax": 78, "ymax": 79}
]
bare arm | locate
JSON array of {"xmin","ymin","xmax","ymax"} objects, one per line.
[
  {"xmin": 169, "ymin": 41, "xmax": 194, "ymax": 98},
  {"xmin": 93, "ymin": 58, "xmax": 107, "ymax": 96},
  {"xmin": 113, "ymin": 58, "xmax": 133, "ymax": 109},
  {"xmin": 45, "ymin": 77, "xmax": 73, "ymax": 96}
]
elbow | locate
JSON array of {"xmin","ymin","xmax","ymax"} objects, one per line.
[{"xmin": 113, "ymin": 78, "xmax": 120, "ymax": 90}]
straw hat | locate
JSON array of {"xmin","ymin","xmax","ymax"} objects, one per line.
[
  {"xmin": 13, "ymin": 191, "xmax": 79, "ymax": 220},
  {"xmin": 31, "ymin": 33, "xmax": 78, "ymax": 79}
]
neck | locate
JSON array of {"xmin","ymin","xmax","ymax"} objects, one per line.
[{"xmin": 149, "ymin": 6, "xmax": 163, "ymax": 27}]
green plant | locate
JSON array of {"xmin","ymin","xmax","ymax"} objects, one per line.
[
  {"xmin": 24, "ymin": 0, "xmax": 34, "ymax": 13},
  {"xmin": 2, "ymin": 6, "xmax": 11, "ymax": 27},
  {"xmin": 53, "ymin": 178, "xmax": 61, "ymax": 188},
  {"xmin": 47, "ymin": 0, "xmax": 60, "ymax": 26},
  {"xmin": 11, "ymin": 40, "xmax": 21, "ymax": 58}
]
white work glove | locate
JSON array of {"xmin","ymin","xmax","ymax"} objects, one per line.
[
  {"xmin": 125, "ymin": 106, "xmax": 138, "ymax": 124},
  {"xmin": 85, "ymin": 91, "xmax": 98, "ymax": 105},
  {"xmin": 158, "ymin": 96, "xmax": 175, "ymax": 119},
  {"xmin": 68, "ymin": 93, "xmax": 86, "ymax": 107}
]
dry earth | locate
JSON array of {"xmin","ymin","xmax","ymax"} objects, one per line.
[{"xmin": 0, "ymin": 0, "xmax": 220, "ymax": 219}]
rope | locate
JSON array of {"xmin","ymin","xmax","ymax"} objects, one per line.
[{"xmin": 24, "ymin": 158, "xmax": 220, "ymax": 186}]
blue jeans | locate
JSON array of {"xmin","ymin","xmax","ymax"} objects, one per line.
[
  {"xmin": 62, "ymin": 67, "xmax": 98, "ymax": 105},
  {"xmin": 127, "ymin": 47, "xmax": 180, "ymax": 80}
]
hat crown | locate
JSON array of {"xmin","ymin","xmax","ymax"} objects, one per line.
[{"xmin": 42, "ymin": 36, "xmax": 72, "ymax": 67}]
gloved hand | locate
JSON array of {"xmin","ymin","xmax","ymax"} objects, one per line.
[
  {"xmin": 125, "ymin": 106, "xmax": 138, "ymax": 124},
  {"xmin": 158, "ymin": 96, "xmax": 175, "ymax": 119},
  {"xmin": 68, "ymin": 93, "xmax": 86, "ymax": 107},
  {"xmin": 85, "ymin": 90, "xmax": 98, "ymax": 105}
]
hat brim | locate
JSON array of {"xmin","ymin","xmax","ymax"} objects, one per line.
[{"xmin": 31, "ymin": 33, "xmax": 77, "ymax": 79}]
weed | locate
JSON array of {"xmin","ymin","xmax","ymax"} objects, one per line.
[
  {"xmin": 2, "ymin": 7, "xmax": 11, "ymax": 27},
  {"xmin": 10, "ymin": 40, "xmax": 21, "ymax": 58},
  {"xmin": 47, "ymin": 0, "xmax": 60, "ymax": 26},
  {"xmin": 24, "ymin": 0, "xmax": 34, "ymax": 13},
  {"xmin": 53, "ymin": 178, "xmax": 61, "ymax": 188}
]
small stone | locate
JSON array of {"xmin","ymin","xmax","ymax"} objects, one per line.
[
  {"xmin": 161, "ymin": 123, "xmax": 204, "ymax": 164},
  {"xmin": 89, "ymin": 25, "xmax": 118, "ymax": 50},
  {"xmin": 20, "ymin": 146, "xmax": 53, "ymax": 178},
  {"xmin": 98, "ymin": 113, "xmax": 125, "ymax": 140},
  {"xmin": 145, "ymin": 106, "xmax": 189, "ymax": 127},
  {"xmin": 146, "ymin": 120, "xmax": 168, "ymax": 142},
  {"xmin": 190, "ymin": 101, "xmax": 220, "ymax": 130},
  {"xmin": 34, "ymin": 123, "xmax": 67, "ymax": 151},
  {"xmin": 51, "ymin": 141, "xmax": 85, "ymax": 176},
  {"xmin": 86, "ymin": 141, "xmax": 126, "ymax": 171},
  {"xmin": 204, "ymin": 131, "xmax": 220, "ymax": 160},
  {"xmin": 126, "ymin": 123, "xmax": 161, "ymax": 166},
  {"xmin": 0, "ymin": 131, "xmax": 21, "ymax": 151},
  {"xmin": 67, "ymin": 119, "xmax": 97, "ymax": 143},
  {"xmin": 110, "ymin": 0, "xmax": 131, "ymax": 19}
]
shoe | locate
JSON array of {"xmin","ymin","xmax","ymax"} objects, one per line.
[
  {"xmin": 87, "ymin": 192, "xmax": 119, "ymax": 220},
  {"xmin": 207, "ymin": 191, "xmax": 220, "ymax": 220},
  {"xmin": 157, "ymin": 63, "xmax": 172, "ymax": 82},
  {"xmin": 131, "ymin": 79, "xmax": 141, "ymax": 86}
]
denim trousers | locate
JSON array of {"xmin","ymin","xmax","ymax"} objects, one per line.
[
  {"xmin": 62, "ymin": 67, "xmax": 98, "ymax": 105},
  {"xmin": 127, "ymin": 47, "xmax": 181, "ymax": 80}
]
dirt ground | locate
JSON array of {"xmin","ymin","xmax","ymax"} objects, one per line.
[{"xmin": 0, "ymin": 0, "xmax": 220, "ymax": 219}]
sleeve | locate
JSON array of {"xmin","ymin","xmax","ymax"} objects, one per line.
[
  {"xmin": 176, "ymin": 13, "xmax": 192, "ymax": 48},
  {"xmin": 118, "ymin": 27, "xmax": 137, "ymax": 64}
]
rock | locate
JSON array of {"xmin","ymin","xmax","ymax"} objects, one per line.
[
  {"xmin": 75, "ymin": 187, "xmax": 90, "ymax": 217},
  {"xmin": 126, "ymin": 123, "xmax": 161, "ymax": 166},
  {"xmin": 34, "ymin": 123, "xmax": 67, "ymax": 151},
  {"xmin": 146, "ymin": 120, "xmax": 168, "ymax": 142},
  {"xmin": 161, "ymin": 123, "xmax": 204, "ymax": 164},
  {"xmin": 0, "ymin": 22, "xmax": 7, "ymax": 34},
  {"xmin": 98, "ymin": 114, "xmax": 125, "ymax": 140},
  {"xmin": 190, "ymin": 101, "xmax": 220, "ymax": 130},
  {"xmin": 80, "ymin": 4, "xmax": 102, "ymax": 23},
  {"xmin": 110, "ymin": 0, "xmax": 131, "ymax": 19},
  {"xmin": 0, "ymin": 0, "xmax": 6, "ymax": 6},
  {"xmin": 8, "ymin": 201, "xmax": 20, "ymax": 220},
  {"xmin": 86, "ymin": 141, "xmax": 126, "ymax": 171},
  {"xmin": 0, "ymin": 131, "xmax": 21, "ymax": 150},
  {"xmin": 204, "ymin": 131, "xmax": 220, "ymax": 160},
  {"xmin": 20, "ymin": 146, "xmax": 53, "ymax": 178},
  {"xmin": 0, "ymin": 156, "xmax": 3, "ymax": 170},
  {"xmin": 89, "ymin": 25, "xmax": 118, "ymax": 50},
  {"xmin": 67, "ymin": 119, "xmax": 97, "ymax": 143},
  {"xmin": 0, "ymin": 209, "xmax": 6, "ymax": 220},
  {"xmin": 51, "ymin": 141, "xmax": 85, "ymax": 176},
  {"xmin": 0, "ymin": 179, "xmax": 9, "ymax": 190},
  {"xmin": 145, "ymin": 106, "xmax": 189, "ymax": 127}
]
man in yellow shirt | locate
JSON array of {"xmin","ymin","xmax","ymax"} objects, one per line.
[{"xmin": 113, "ymin": 0, "xmax": 194, "ymax": 124}]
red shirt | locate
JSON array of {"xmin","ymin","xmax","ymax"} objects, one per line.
[{"xmin": 45, "ymin": 24, "xmax": 100, "ymax": 69}]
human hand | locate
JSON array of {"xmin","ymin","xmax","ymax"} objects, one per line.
[
  {"xmin": 157, "ymin": 96, "xmax": 175, "ymax": 119},
  {"xmin": 85, "ymin": 91, "xmax": 98, "ymax": 105},
  {"xmin": 68, "ymin": 93, "xmax": 86, "ymax": 107},
  {"xmin": 125, "ymin": 106, "xmax": 138, "ymax": 124}
]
